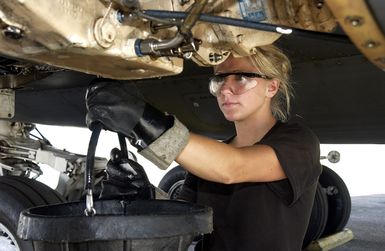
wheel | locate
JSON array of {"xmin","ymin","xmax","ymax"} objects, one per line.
[
  {"xmin": 319, "ymin": 165, "xmax": 351, "ymax": 237},
  {"xmin": 158, "ymin": 166, "xmax": 187, "ymax": 200},
  {"xmin": 0, "ymin": 176, "xmax": 65, "ymax": 251},
  {"xmin": 302, "ymin": 183, "xmax": 329, "ymax": 248}
]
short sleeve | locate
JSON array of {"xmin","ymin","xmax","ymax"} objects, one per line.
[{"xmin": 260, "ymin": 121, "xmax": 322, "ymax": 206}]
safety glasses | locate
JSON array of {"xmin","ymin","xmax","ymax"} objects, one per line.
[{"xmin": 209, "ymin": 72, "xmax": 271, "ymax": 97}]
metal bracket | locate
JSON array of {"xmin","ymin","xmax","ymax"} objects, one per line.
[
  {"xmin": 84, "ymin": 189, "xmax": 96, "ymax": 216},
  {"xmin": 325, "ymin": 0, "xmax": 385, "ymax": 71},
  {"xmin": 0, "ymin": 89, "xmax": 15, "ymax": 119}
]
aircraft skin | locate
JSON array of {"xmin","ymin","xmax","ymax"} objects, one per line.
[{"xmin": 11, "ymin": 35, "xmax": 385, "ymax": 144}]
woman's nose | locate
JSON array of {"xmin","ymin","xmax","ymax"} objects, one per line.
[
  {"xmin": 219, "ymin": 84, "xmax": 234, "ymax": 96},
  {"xmin": 218, "ymin": 77, "xmax": 237, "ymax": 95}
]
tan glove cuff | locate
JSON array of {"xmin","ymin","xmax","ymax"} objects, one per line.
[{"xmin": 139, "ymin": 118, "xmax": 189, "ymax": 170}]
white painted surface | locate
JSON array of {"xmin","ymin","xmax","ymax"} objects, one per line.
[{"xmin": 35, "ymin": 125, "xmax": 385, "ymax": 196}]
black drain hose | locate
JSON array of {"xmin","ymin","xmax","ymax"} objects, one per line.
[
  {"xmin": 118, "ymin": 133, "xmax": 129, "ymax": 160},
  {"xmin": 85, "ymin": 122, "xmax": 103, "ymax": 215}
]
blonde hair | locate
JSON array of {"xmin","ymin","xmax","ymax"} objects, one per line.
[{"xmin": 248, "ymin": 45, "xmax": 294, "ymax": 122}]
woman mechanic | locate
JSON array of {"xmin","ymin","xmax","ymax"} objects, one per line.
[{"xmin": 86, "ymin": 44, "xmax": 322, "ymax": 250}]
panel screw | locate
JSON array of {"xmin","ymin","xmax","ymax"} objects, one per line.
[
  {"xmin": 351, "ymin": 19, "xmax": 360, "ymax": 26},
  {"xmin": 364, "ymin": 40, "xmax": 379, "ymax": 48},
  {"xmin": 345, "ymin": 16, "xmax": 363, "ymax": 27}
]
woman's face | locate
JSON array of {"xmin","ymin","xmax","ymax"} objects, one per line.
[{"xmin": 214, "ymin": 55, "xmax": 278, "ymax": 122}]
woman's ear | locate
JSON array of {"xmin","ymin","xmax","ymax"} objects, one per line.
[{"xmin": 266, "ymin": 79, "xmax": 279, "ymax": 98}]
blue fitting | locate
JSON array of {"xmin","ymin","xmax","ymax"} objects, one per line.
[{"xmin": 134, "ymin": 39, "xmax": 144, "ymax": 57}]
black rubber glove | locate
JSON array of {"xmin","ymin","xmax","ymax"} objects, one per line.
[
  {"xmin": 99, "ymin": 148, "xmax": 155, "ymax": 200},
  {"xmin": 86, "ymin": 81, "xmax": 145, "ymax": 137},
  {"xmin": 86, "ymin": 80, "xmax": 189, "ymax": 169},
  {"xmin": 86, "ymin": 81, "xmax": 173, "ymax": 150}
]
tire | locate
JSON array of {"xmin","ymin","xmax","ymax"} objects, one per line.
[
  {"xmin": 302, "ymin": 183, "xmax": 329, "ymax": 248},
  {"xmin": 158, "ymin": 166, "xmax": 187, "ymax": 200},
  {"xmin": 0, "ymin": 176, "xmax": 65, "ymax": 251},
  {"xmin": 319, "ymin": 165, "xmax": 351, "ymax": 237}
]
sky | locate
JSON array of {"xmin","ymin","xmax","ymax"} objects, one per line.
[{"xmin": 34, "ymin": 124, "xmax": 385, "ymax": 197}]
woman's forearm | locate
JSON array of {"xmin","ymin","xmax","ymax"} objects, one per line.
[{"xmin": 176, "ymin": 133, "xmax": 286, "ymax": 184}]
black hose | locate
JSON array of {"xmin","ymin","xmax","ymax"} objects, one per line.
[
  {"xmin": 85, "ymin": 123, "xmax": 103, "ymax": 191},
  {"xmin": 118, "ymin": 133, "xmax": 129, "ymax": 159},
  {"xmin": 34, "ymin": 127, "xmax": 52, "ymax": 146},
  {"xmin": 142, "ymin": 10, "xmax": 350, "ymax": 43}
]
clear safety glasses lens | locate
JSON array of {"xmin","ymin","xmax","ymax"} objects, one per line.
[{"xmin": 209, "ymin": 72, "xmax": 270, "ymax": 97}]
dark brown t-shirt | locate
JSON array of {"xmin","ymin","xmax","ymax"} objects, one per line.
[{"xmin": 179, "ymin": 120, "xmax": 322, "ymax": 251}]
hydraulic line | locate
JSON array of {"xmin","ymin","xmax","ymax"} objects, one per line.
[
  {"xmin": 137, "ymin": 0, "xmax": 208, "ymax": 55},
  {"xmin": 142, "ymin": 10, "xmax": 350, "ymax": 43},
  {"xmin": 179, "ymin": 0, "xmax": 208, "ymax": 36}
]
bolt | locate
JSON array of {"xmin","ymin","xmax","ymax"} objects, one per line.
[
  {"xmin": 117, "ymin": 10, "xmax": 125, "ymax": 23},
  {"xmin": 183, "ymin": 52, "xmax": 193, "ymax": 60},
  {"xmin": 315, "ymin": 0, "xmax": 324, "ymax": 9},
  {"xmin": 364, "ymin": 40, "xmax": 379, "ymax": 48},
  {"xmin": 351, "ymin": 19, "xmax": 359, "ymax": 26},
  {"xmin": 209, "ymin": 53, "xmax": 223, "ymax": 63},
  {"xmin": 179, "ymin": 0, "xmax": 190, "ymax": 5},
  {"xmin": 117, "ymin": 10, "xmax": 138, "ymax": 23},
  {"xmin": 94, "ymin": 18, "xmax": 116, "ymax": 48},
  {"xmin": 345, "ymin": 16, "xmax": 363, "ymax": 27},
  {"xmin": 3, "ymin": 26, "xmax": 23, "ymax": 40}
]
